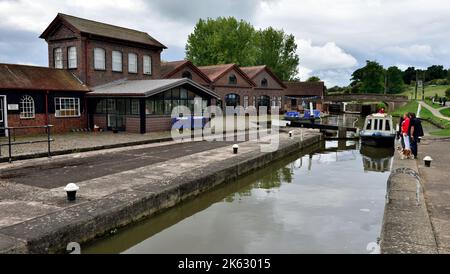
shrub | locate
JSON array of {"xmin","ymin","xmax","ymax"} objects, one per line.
[
  {"xmin": 446, "ymin": 88, "xmax": 450, "ymax": 99},
  {"xmin": 377, "ymin": 102, "xmax": 387, "ymax": 111}
]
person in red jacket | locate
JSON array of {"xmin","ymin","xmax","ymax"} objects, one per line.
[{"xmin": 401, "ymin": 113, "xmax": 411, "ymax": 159}]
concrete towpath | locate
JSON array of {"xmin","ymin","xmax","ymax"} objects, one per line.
[
  {"xmin": 0, "ymin": 129, "xmax": 322, "ymax": 253},
  {"xmin": 420, "ymin": 101, "xmax": 450, "ymax": 121},
  {"xmin": 417, "ymin": 138, "xmax": 450, "ymax": 254}
]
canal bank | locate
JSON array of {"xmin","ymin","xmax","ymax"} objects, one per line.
[
  {"xmin": 380, "ymin": 143, "xmax": 438, "ymax": 254},
  {"xmin": 0, "ymin": 130, "xmax": 322, "ymax": 254}
]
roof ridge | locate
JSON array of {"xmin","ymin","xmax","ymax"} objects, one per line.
[{"xmin": 58, "ymin": 13, "xmax": 148, "ymax": 35}]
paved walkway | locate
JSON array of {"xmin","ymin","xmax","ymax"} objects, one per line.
[
  {"xmin": 417, "ymin": 138, "xmax": 450, "ymax": 254},
  {"xmin": 420, "ymin": 101, "xmax": 450, "ymax": 121}
]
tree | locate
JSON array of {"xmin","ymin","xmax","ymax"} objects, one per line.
[
  {"xmin": 446, "ymin": 88, "xmax": 450, "ymax": 99},
  {"xmin": 425, "ymin": 65, "xmax": 446, "ymax": 81},
  {"xmin": 351, "ymin": 61, "xmax": 385, "ymax": 93},
  {"xmin": 386, "ymin": 66, "xmax": 405, "ymax": 94},
  {"xmin": 306, "ymin": 76, "xmax": 321, "ymax": 82},
  {"xmin": 255, "ymin": 27, "xmax": 300, "ymax": 81},
  {"xmin": 403, "ymin": 67, "xmax": 416, "ymax": 85},
  {"xmin": 186, "ymin": 18, "xmax": 300, "ymax": 81},
  {"xmin": 186, "ymin": 17, "xmax": 257, "ymax": 67}
]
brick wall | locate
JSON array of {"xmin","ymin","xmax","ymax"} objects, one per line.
[
  {"xmin": 146, "ymin": 116, "xmax": 172, "ymax": 133},
  {"xmin": 126, "ymin": 116, "xmax": 141, "ymax": 133},
  {"xmin": 93, "ymin": 115, "xmax": 107, "ymax": 130},
  {"xmin": 47, "ymin": 27, "xmax": 162, "ymax": 87},
  {"xmin": 7, "ymin": 113, "xmax": 87, "ymax": 135}
]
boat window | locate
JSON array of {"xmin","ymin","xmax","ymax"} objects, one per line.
[
  {"xmin": 379, "ymin": 119, "xmax": 384, "ymax": 131},
  {"xmin": 385, "ymin": 120, "xmax": 391, "ymax": 131},
  {"xmin": 374, "ymin": 119, "xmax": 379, "ymax": 130},
  {"xmin": 366, "ymin": 119, "xmax": 372, "ymax": 130}
]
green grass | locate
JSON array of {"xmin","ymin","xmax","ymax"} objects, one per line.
[
  {"xmin": 425, "ymin": 98, "xmax": 444, "ymax": 109},
  {"xmin": 401, "ymin": 84, "xmax": 449, "ymax": 99},
  {"xmin": 391, "ymin": 100, "xmax": 450, "ymax": 136},
  {"xmin": 440, "ymin": 108, "xmax": 450, "ymax": 118}
]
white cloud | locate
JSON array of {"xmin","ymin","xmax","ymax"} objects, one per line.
[{"xmin": 2, "ymin": 0, "xmax": 450, "ymax": 86}]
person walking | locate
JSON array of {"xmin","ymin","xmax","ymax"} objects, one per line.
[
  {"xmin": 409, "ymin": 112, "xmax": 424, "ymax": 159},
  {"xmin": 401, "ymin": 113, "xmax": 411, "ymax": 159}
]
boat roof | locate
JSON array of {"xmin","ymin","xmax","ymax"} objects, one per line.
[{"xmin": 367, "ymin": 113, "xmax": 392, "ymax": 119}]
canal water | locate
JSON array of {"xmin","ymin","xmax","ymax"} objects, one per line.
[{"xmin": 84, "ymin": 139, "xmax": 394, "ymax": 254}]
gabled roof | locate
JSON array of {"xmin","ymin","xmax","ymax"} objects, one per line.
[
  {"xmin": 283, "ymin": 81, "xmax": 325, "ymax": 97},
  {"xmin": 240, "ymin": 65, "xmax": 287, "ymax": 88},
  {"xmin": 88, "ymin": 78, "xmax": 220, "ymax": 99},
  {"xmin": 0, "ymin": 63, "xmax": 89, "ymax": 92},
  {"xmin": 161, "ymin": 60, "xmax": 212, "ymax": 84},
  {"xmin": 198, "ymin": 64, "xmax": 256, "ymax": 86},
  {"xmin": 40, "ymin": 13, "xmax": 166, "ymax": 49}
]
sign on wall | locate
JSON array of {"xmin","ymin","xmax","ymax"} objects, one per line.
[{"xmin": 7, "ymin": 104, "xmax": 19, "ymax": 111}]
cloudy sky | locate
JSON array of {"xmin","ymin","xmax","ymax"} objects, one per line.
[{"xmin": 1, "ymin": 0, "xmax": 450, "ymax": 87}]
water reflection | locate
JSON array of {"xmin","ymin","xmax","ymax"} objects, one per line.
[
  {"xmin": 360, "ymin": 146, "xmax": 394, "ymax": 173},
  {"xmin": 84, "ymin": 141, "xmax": 392, "ymax": 254}
]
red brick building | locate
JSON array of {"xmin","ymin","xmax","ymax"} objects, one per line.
[
  {"xmin": 0, "ymin": 64, "xmax": 89, "ymax": 136},
  {"xmin": 283, "ymin": 81, "xmax": 326, "ymax": 111},
  {"xmin": 40, "ymin": 13, "xmax": 166, "ymax": 87}
]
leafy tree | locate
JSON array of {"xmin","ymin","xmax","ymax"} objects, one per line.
[
  {"xmin": 425, "ymin": 65, "xmax": 447, "ymax": 81},
  {"xmin": 306, "ymin": 76, "xmax": 321, "ymax": 82},
  {"xmin": 386, "ymin": 66, "xmax": 405, "ymax": 94},
  {"xmin": 403, "ymin": 67, "xmax": 416, "ymax": 85},
  {"xmin": 186, "ymin": 17, "xmax": 257, "ymax": 67},
  {"xmin": 446, "ymin": 88, "xmax": 450, "ymax": 99},
  {"xmin": 186, "ymin": 18, "xmax": 300, "ymax": 81},
  {"xmin": 351, "ymin": 61, "xmax": 385, "ymax": 93},
  {"xmin": 255, "ymin": 27, "xmax": 299, "ymax": 81}
]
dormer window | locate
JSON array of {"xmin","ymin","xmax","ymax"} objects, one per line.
[
  {"xmin": 128, "ymin": 53, "xmax": 138, "ymax": 73},
  {"xmin": 54, "ymin": 48, "xmax": 63, "ymax": 69},
  {"xmin": 94, "ymin": 48, "xmax": 106, "ymax": 70},
  {"xmin": 261, "ymin": 78, "xmax": 268, "ymax": 87},
  {"xmin": 68, "ymin": 47, "xmax": 77, "ymax": 69},
  {"xmin": 229, "ymin": 74, "xmax": 237, "ymax": 85},
  {"xmin": 182, "ymin": 71, "xmax": 192, "ymax": 79}
]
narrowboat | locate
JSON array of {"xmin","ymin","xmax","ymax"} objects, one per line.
[{"xmin": 359, "ymin": 113, "xmax": 396, "ymax": 147}]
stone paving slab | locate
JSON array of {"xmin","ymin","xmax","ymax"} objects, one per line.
[{"xmin": 418, "ymin": 138, "xmax": 450, "ymax": 253}]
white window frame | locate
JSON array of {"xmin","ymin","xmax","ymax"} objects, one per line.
[
  {"xmin": 20, "ymin": 95, "xmax": 35, "ymax": 119},
  {"xmin": 143, "ymin": 55, "xmax": 152, "ymax": 75},
  {"xmin": 112, "ymin": 51, "xmax": 123, "ymax": 72},
  {"xmin": 243, "ymin": 96, "xmax": 249, "ymax": 109},
  {"xmin": 68, "ymin": 46, "xmax": 77, "ymax": 69},
  {"xmin": 54, "ymin": 48, "xmax": 63, "ymax": 69},
  {"xmin": 54, "ymin": 97, "xmax": 81, "ymax": 118},
  {"xmin": 131, "ymin": 99, "xmax": 140, "ymax": 115},
  {"xmin": 94, "ymin": 48, "xmax": 106, "ymax": 70},
  {"xmin": 128, "ymin": 53, "xmax": 138, "ymax": 73}
]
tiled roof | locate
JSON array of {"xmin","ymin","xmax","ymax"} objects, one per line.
[
  {"xmin": 40, "ymin": 13, "xmax": 166, "ymax": 49},
  {"xmin": 240, "ymin": 66, "xmax": 266, "ymax": 79},
  {"xmin": 161, "ymin": 61, "xmax": 189, "ymax": 78},
  {"xmin": 0, "ymin": 63, "xmax": 89, "ymax": 92},
  {"xmin": 197, "ymin": 64, "xmax": 236, "ymax": 82},
  {"xmin": 241, "ymin": 65, "xmax": 287, "ymax": 88},
  {"xmin": 283, "ymin": 81, "xmax": 325, "ymax": 97}
]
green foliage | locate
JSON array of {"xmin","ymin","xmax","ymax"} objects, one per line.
[
  {"xmin": 351, "ymin": 60, "xmax": 385, "ymax": 93},
  {"xmin": 386, "ymin": 66, "xmax": 405, "ymax": 94},
  {"xmin": 446, "ymin": 88, "xmax": 450, "ymax": 98},
  {"xmin": 403, "ymin": 67, "xmax": 416, "ymax": 85},
  {"xmin": 186, "ymin": 17, "xmax": 257, "ymax": 67},
  {"xmin": 306, "ymin": 76, "xmax": 321, "ymax": 82},
  {"xmin": 426, "ymin": 65, "xmax": 447, "ymax": 81},
  {"xmin": 377, "ymin": 102, "xmax": 387, "ymax": 111},
  {"xmin": 186, "ymin": 18, "xmax": 300, "ymax": 81},
  {"xmin": 428, "ymin": 78, "xmax": 449, "ymax": 85},
  {"xmin": 255, "ymin": 27, "xmax": 300, "ymax": 81}
]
